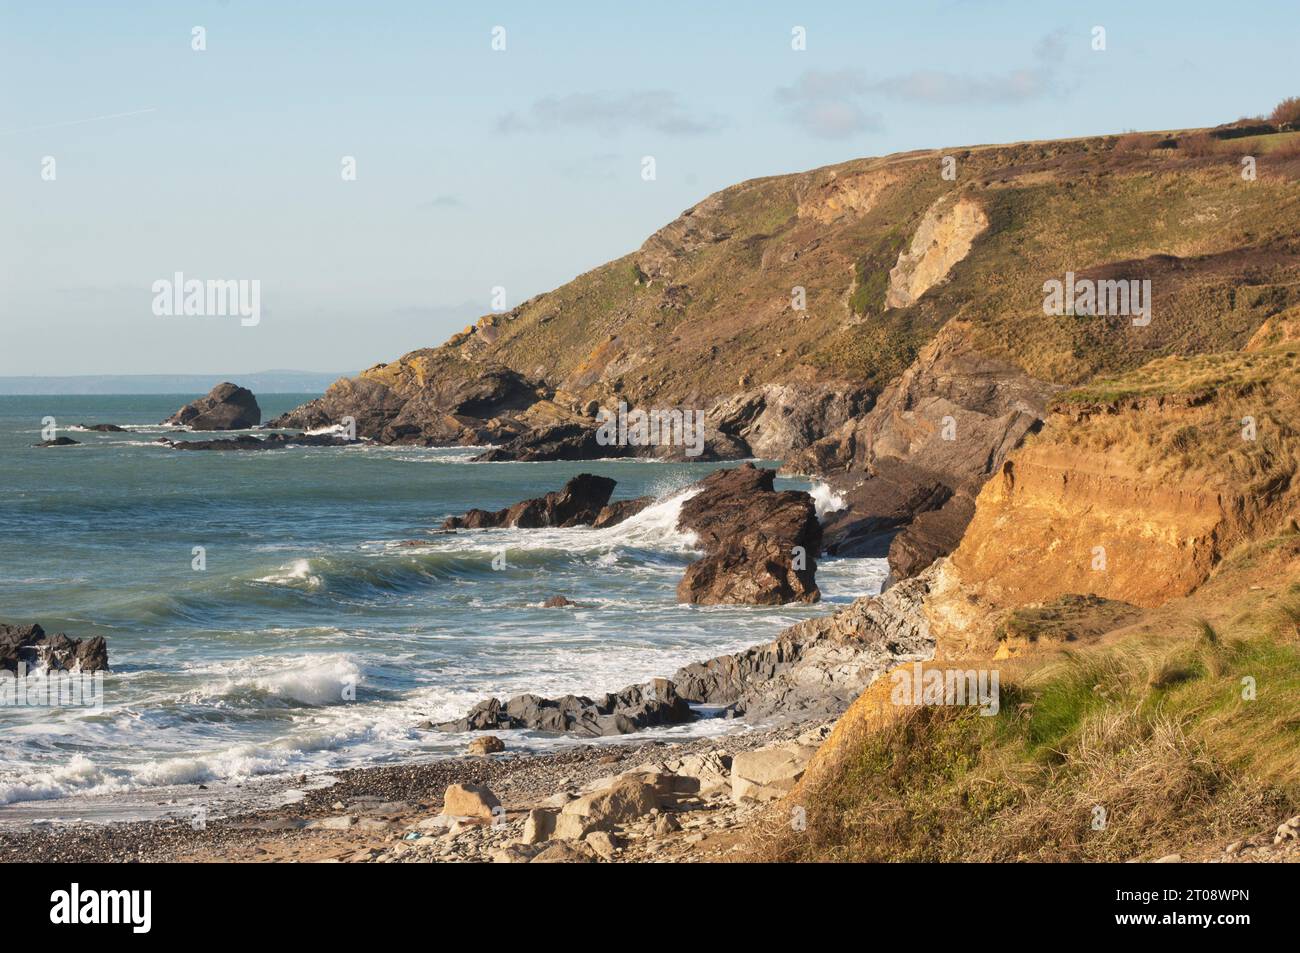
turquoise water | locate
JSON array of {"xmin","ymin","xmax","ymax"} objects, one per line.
[{"xmin": 0, "ymin": 394, "xmax": 884, "ymax": 808}]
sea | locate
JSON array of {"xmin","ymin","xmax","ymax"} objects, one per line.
[{"xmin": 0, "ymin": 394, "xmax": 886, "ymax": 819}]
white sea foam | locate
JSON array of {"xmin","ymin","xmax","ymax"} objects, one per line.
[
  {"xmin": 809, "ymin": 481, "xmax": 846, "ymax": 517},
  {"xmin": 254, "ymin": 558, "xmax": 323, "ymax": 589},
  {"xmin": 184, "ymin": 654, "xmax": 362, "ymax": 707}
]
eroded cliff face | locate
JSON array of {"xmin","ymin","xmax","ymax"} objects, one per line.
[
  {"xmin": 885, "ymin": 195, "xmax": 989, "ymax": 309},
  {"xmin": 925, "ymin": 345, "xmax": 1300, "ymax": 658}
]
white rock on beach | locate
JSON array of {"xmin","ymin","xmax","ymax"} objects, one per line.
[{"xmin": 730, "ymin": 742, "xmax": 818, "ymax": 803}]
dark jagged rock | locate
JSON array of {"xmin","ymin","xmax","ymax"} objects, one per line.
[
  {"xmin": 33, "ymin": 437, "xmax": 80, "ymax": 447},
  {"xmin": 819, "ymin": 458, "xmax": 953, "ymax": 558},
  {"xmin": 675, "ymin": 463, "xmax": 822, "ymax": 605},
  {"xmin": 156, "ymin": 432, "xmax": 357, "ymax": 451},
  {"xmin": 592, "ymin": 496, "xmax": 653, "ymax": 528},
  {"xmin": 471, "ymin": 420, "xmax": 751, "ymax": 463},
  {"xmin": 438, "ymin": 678, "xmax": 692, "ymax": 737},
  {"xmin": 79, "ymin": 424, "xmax": 126, "ymax": 433},
  {"xmin": 542, "ymin": 595, "xmax": 576, "ymax": 608},
  {"xmin": 441, "ymin": 474, "xmax": 616, "ymax": 529},
  {"xmin": 163, "ymin": 382, "xmax": 261, "ymax": 430},
  {"xmin": 269, "ymin": 361, "xmax": 547, "ymax": 445},
  {"xmin": 887, "ymin": 494, "xmax": 977, "ymax": 580},
  {"xmin": 0, "ymin": 622, "xmax": 109, "ymax": 674}
]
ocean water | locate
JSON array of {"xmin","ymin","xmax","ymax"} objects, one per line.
[{"xmin": 0, "ymin": 394, "xmax": 885, "ymax": 811}]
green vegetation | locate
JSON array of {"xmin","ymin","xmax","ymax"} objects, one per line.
[{"xmin": 768, "ymin": 618, "xmax": 1300, "ymax": 862}]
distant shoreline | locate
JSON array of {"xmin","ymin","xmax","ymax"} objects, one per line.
[{"xmin": 0, "ymin": 372, "xmax": 351, "ymax": 396}]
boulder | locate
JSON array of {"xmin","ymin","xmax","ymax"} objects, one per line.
[
  {"xmin": 33, "ymin": 437, "xmax": 80, "ymax": 447},
  {"xmin": 584, "ymin": 830, "xmax": 618, "ymax": 860},
  {"xmin": 0, "ymin": 622, "xmax": 109, "ymax": 674},
  {"xmin": 521, "ymin": 809, "xmax": 557, "ymax": 844},
  {"xmin": 731, "ymin": 741, "xmax": 819, "ymax": 803},
  {"xmin": 163, "ymin": 382, "xmax": 261, "ymax": 430},
  {"xmin": 542, "ymin": 595, "xmax": 576, "ymax": 608},
  {"xmin": 441, "ymin": 783, "xmax": 501, "ymax": 820},
  {"xmin": 555, "ymin": 778, "xmax": 658, "ymax": 839},
  {"xmin": 530, "ymin": 840, "xmax": 598, "ymax": 863},
  {"xmin": 467, "ymin": 735, "xmax": 505, "ymax": 756},
  {"xmin": 664, "ymin": 751, "xmax": 732, "ymax": 796}
]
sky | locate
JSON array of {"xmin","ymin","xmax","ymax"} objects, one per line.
[{"xmin": 1, "ymin": 0, "xmax": 1296, "ymax": 376}]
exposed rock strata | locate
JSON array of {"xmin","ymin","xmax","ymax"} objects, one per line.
[{"xmin": 672, "ymin": 565, "xmax": 935, "ymax": 720}]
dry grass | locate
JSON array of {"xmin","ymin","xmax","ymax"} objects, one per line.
[
  {"xmin": 1050, "ymin": 345, "xmax": 1300, "ymax": 483},
  {"xmin": 762, "ymin": 614, "xmax": 1300, "ymax": 862}
]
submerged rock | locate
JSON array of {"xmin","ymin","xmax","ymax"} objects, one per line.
[
  {"xmin": 163, "ymin": 382, "xmax": 261, "ymax": 430},
  {"xmin": 33, "ymin": 437, "xmax": 80, "ymax": 447},
  {"xmin": 0, "ymin": 622, "xmax": 109, "ymax": 673},
  {"xmin": 79, "ymin": 424, "xmax": 126, "ymax": 432}
]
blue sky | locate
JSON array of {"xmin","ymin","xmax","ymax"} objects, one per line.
[{"xmin": 2, "ymin": 0, "xmax": 1296, "ymax": 376}]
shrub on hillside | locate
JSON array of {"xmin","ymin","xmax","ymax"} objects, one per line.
[
  {"xmin": 1270, "ymin": 96, "xmax": 1300, "ymax": 127},
  {"xmin": 1114, "ymin": 132, "xmax": 1162, "ymax": 152},
  {"xmin": 1178, "ymin": 132, "xmax": 1220, "ymax": 156}
]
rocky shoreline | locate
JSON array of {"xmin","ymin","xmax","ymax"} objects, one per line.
[{"xmin": 0, "ymin": 717, "xmax": 828, "ymax": 864}]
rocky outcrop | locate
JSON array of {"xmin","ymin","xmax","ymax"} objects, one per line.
[
  {"xmin": 269, "ymin": 358, "xmax": 547, "ymax": 446},
  {"xmin": 705, "ymin": 383, "xmax": 871, "ymax": 460},
  {"xmin": 790, "ymin": 321, "xmax": 1050, "ymax": 578},
  {"xmin": 472, "ymin": 420, "xmax": 751, "ymax": 462},
  {"xmin": 675, "ymin": 463, "xmax": 822, "ymax": 605},
  {"xmin": 885, "ymin": 195, "xmax": 989, "ymax": 308},
  {"xmin": 438, "ymin": 678, "xmax": 693, "ymax": 737},
  {"xmin": 79, "ymin": 424, "xmax": 126, "ymax": 433},
  {"xmin": 155, "ymin": 432, "xmax": 357, "ymax": 451},
  {"xmin": 672, "ymin": 565, "xmax": 936, "ymax": 720},
  {"xmin": 164, "ymin": 382, "xmax": 261, "ymax": 430},
  {"xmin": 33, "ymin": 437, "xmax": 80, "ymax": 447},
  {"xmin": 441, "ymin": 474, "xmax": 616, "ymax": 529},
  {"xmin": 0, "ymin": 622, "xmax": 109, "ymax": 673}
]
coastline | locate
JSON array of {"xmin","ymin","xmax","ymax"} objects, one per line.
[{"xmin": 0, "ymin": 715, "xmax": 824, "ymax": 863}]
